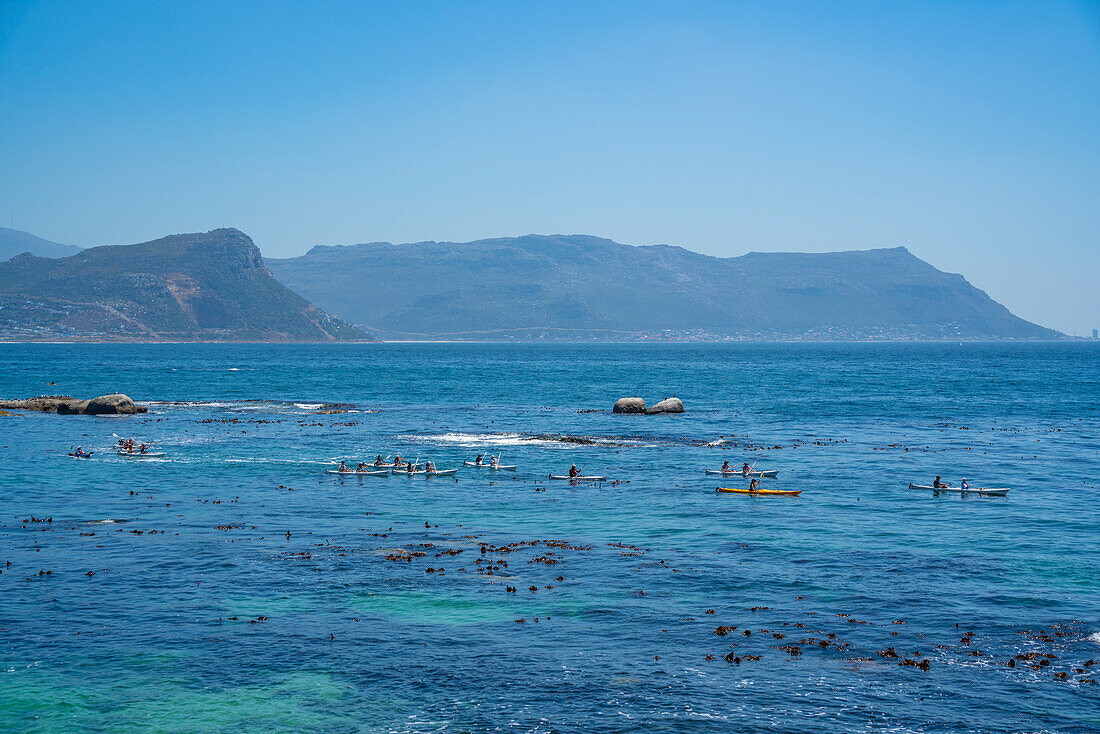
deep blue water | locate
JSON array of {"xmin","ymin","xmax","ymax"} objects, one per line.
[{"xmin": 1, "ymin": 342, "xmax": 1098, "ymax": 733}]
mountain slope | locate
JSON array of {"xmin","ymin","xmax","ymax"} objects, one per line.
[
  {"xmin": 266, "ymin": 234, "xmax": 1058, "ymax": 340},
  {"xmin": 0, "ymin": 227, "xmax": 82, "ymax": 260},
  {"xmin": 0, "ymin": 228, "xmax": 368, "ymax": 341}
]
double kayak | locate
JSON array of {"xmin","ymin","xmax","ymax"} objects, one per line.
[
  {"xmin": 394, "ymin": 468, "xmax": 459, "ymax": 477},
  {"xmin": 716, "ymin": 487, "xmax": 801, "ymax": 496},
  {"xmin": 326, "ymin": 469, "xmax": 391, "ymax": 476},
  {"xmin": 907, "ymin": 483, "xmax": 1009, "ymax": 497},
  {"xmin": 548, "ymin": 474, "xmax": 607, "ymax": 481},
  {"xmin": 464, "ymin": 461, "xmax": 518, "ymax": 470},
  {"xmin": 68, "ymin": 452, "xmax": 94, "ymax": 458},
  {"xmin": 705, "ymin": 469, "xmax": 779, "ymax": 478},
  {"xmin": 117, "ymin": 450, "xmax": 166, "ymax": 458}
]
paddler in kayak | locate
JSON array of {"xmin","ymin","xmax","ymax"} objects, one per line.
[
  {"xmin": 373, "ymin": 455, "xmax": 385, "ymax": 466},
  {"xmin": 960, "ymin": 478, "xmax": 970, "ymax": 489},
  {"xmin": 568, "ymin": 464, "xmax": 579, "ymax": 478},
  {"xmin": 425, "ymin": 460, "xmax": 437, "ymax": 473},
  {"xmin": 489, "ymin": 455, "xmax": 500, "ymax": 468},
  {"xmin": 70, "ymin": 446, "xmax": 90, "ymax": 457},
  {"xmin": 475, "ymin": 454, "xmax": 484, "ymax": 465},
  {"xmin": 721, "ymin": 460, "xmax": 731, "ymax": 472},
  {"xmin": 749, "ymin": 478, "xmax": 759, "ymax": 492},
  {"xmin": 741, "ymin": 462, "xmax": 752, "ymax": 475},
  {"xmin": 394, "ymin": 454, "xmax": 403, "ymax": 467},
  {"xmin": 933, "ymin": 476, "xmax": 947, "ymax": 488},
  {"xmin": 337, "ymin": 460, "xmax": 349, "ymax": 473},
  {"xmin": 356, "ymin": 462, "xmax": 368, "ymax": 471},
  {"xmin": 138, "ymin": 443, "xmax": 149, "ymax": 455},
  {"xmin": 406, "ymin": 461, "xmax": 416, "ymax": 474}
]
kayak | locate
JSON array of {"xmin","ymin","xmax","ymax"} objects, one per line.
[
  {"xmin": 326, "ymin": 469, "xmax": 391, "ymax": 476},
  {"xmin": 907, "ymin": 483, "xmax": 1009, "ymax": 497},
  {"xmin": 716, "ymin": 487, "xmax": 801, "ymax": 496},
  {"xmin": 393, "ymin": 468, "xmax": 459, "ymax": 477},
  {"xmin": 548, "ymin": 474, "xmax": 608, "ymax": 481},
  {"xmin": 464, "ymin": 461, "xmax": 518, "ymax": 470},
  {"xmin": 117, "ymin": 450, "xmax": 166, "ymax": 458},
  {"xmin": 705, "ymin": 469, "xmax": 779, "ymax": 477},
  {"xmin": 68, "ymin": 452, "xmax": 94, "ymax": 458}
]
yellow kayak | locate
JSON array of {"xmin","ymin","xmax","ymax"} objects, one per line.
[{"xmin": 716, "ymin": 487, "xmax": 802, "ymax": 496}]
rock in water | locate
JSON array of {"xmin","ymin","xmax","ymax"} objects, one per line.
[
  {"xmin": 646, "ymin": 397, "xmax": 684, "ymax": 414},
  {"xmin": 57, "ymin": 394, "xmax": 147, "ymax": 415},
  {"xmin": 612, "ymin": 397, "xmax": 647, "ymax": 414}
]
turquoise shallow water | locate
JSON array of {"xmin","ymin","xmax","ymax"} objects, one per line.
[{"xmin": 0, "ymin": 342, "xmax": 1098, "ymax": 733}]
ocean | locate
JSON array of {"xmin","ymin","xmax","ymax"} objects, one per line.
[{"xmin": 1, "ymin": 342, "xmax": 1097, "ymax": 733}]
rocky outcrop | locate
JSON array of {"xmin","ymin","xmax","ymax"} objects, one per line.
[
  {"xmin": 58, "ymin": 393, "xmax": 147, "ymax": 415},
  {"xmin": 646, "ymin": 397, "xmax": 684, "ymax": 414},
  {"xmin": 0, "ymin": 396, "xmax": 80, "ymax": 412},
  {"xmin": 612, "ymin": 397, "xmax": 647, "ymax": 414},
  {"xmin": 2, "ymin": 393, "xmax": 147, "ymax": 414}
]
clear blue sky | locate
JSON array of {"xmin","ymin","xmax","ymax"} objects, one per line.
[{"xmin": 1, "ymin": 1, "xmax": 1098, "ymax": 334}]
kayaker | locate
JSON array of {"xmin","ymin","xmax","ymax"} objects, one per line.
[
  {"xmin": 394, "ymin": 454, "xmax": 403, "ymax": 466},
  {"xmin": 933, "ymin": 476, "xmax": 947, "ymax": 488},
  {"xmin": 721, "ymin": 460, "xmax": 731, "ymax": 472},
  {"xmin": 139, "ymin": 443, "xmax": 148, "ymax": 455},
  {"xmin": 374, "ymin": 455, "xmax": 384, "ymax": 466},
  {"xmin": 475, "ymin": 454, "xmax": 483, "ymax": 465},
  {"xmin": 356, "ymin": 462, "xmax": 367, "ymax": 471},
  {"xmin": 568, "ymin": 464, "xmax": 579, "ymax": 478},
  {"xmin": 425, "ymin": 460, "xmax": 436, "ymax": 473},
  {"xmin": 960, "ymin": 478, "xmax": 970, "ymax": 489},
  {"xmin": 749, "ymin": 478, "xmax": 759, "ymax": 492},
  {"xmin": 406, "ymin": 462, "xmax": 416, "ymax": 474},
  {"xmin": 741, "ymin": 462, "xmax": 751, "ymax": 474},
  {"xmin": 338, "ymin": 460, "xmax": 348, "ymax": 472},
  {"xmin": 489, "ymin": 455, "xmax": 499, "ymax": 467}
]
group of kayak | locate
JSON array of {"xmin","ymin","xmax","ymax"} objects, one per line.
[
  {"xmin": 69, "ymin": 438, "xmax": 165, "ymax": 458},
  {"xmin": 330, "ymin": 455, "xmax": 459, "ymax": 476}
]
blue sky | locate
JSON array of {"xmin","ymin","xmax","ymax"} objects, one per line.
[{"xmin": 1, "ymin": 0, "xmax": 1098, "ymax": 334}]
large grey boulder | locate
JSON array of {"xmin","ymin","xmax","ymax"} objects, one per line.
[
  {"xmin": 646, "ymin": 397, "xmax": 684, "ymax": 414},
  {"xmin": 87, "ymin": 393, "xmax": 146, "ymax": 414},
  {"xmin": 57, "ymin": 393, "xmax": 147, "ymax": 415},
  {"xmin": 612, "ymin": 397, "xmax": 647, "ymax": 414}
]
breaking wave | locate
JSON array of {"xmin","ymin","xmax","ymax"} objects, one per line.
[{"xmin": 400, "ymin": 431, "xmax": 654, "ymax": 448}]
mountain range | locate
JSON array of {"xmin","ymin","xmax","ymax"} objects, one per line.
[
  {"xmin": 267, "ymin": 235, "xmax": 1059, "ymax": 340},
  {"xmin": 0, "ymin": 227, "xmax": 83, "ymax": 260},
  {"xmin": 0, "ymin": 229, "xmax": 366, "ymax": 341}
]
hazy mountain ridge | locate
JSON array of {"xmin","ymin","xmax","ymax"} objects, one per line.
[
  {"xmin": 267, "ymin": 234, "xmax": 1058, "ymax": 340},
  {"xmin": 0, "ymin": 227, "xmax": 83, "ymax": 260},
  {"xmin": 0, "ymin": 229, "xmax": 368, "ymax": 341}
]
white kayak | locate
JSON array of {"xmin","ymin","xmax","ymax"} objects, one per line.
[
  {"xmin": 548, "ymin": 474, "xmax": 607, "ymax": 481},
  {"xmin": 907, "ymin": 483, "xmax": 1009, "ymax": 497},
  {"xmin": 393, "ymin": 468, "xmax": 459, "ymax": 477},
  {"xmin": 117, "ymin": 450, "xmax": 166, "ymax": 458},
  {"xmin": 464, "ymin": 461, "xmax": 518, "ymax": 470},
  {"xmin": 705, "ymin": 469, "xmax": 779, "ymax": 478},
  {"xmin": 327, "ymin": 469, "xmax": 391, "ymax": 476}
]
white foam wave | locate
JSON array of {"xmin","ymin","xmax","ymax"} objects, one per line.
[
  {"xmin": 294, "ymin": 403, "xmax": 324, "ymax": 410},
  {"xmin": 402, "ymin": 432, "xmax": 565, "ymax": 448},
  {"xmin": 1089, "ymin": 631, "xmax": 1100, "ymax": 646}
]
